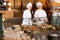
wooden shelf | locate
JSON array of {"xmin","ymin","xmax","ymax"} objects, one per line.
[{"xmin": 0, "ymin": 9, "xmax": 19, "ymax": 13}]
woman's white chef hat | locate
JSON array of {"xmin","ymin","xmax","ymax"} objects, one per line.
[
  {"xmin": 27, "ymin": 3, "xmax": 32, "ymax": 8},
  {"xmin": 37, "ymin": 2, "xmax": 43, "ymax": 7}
]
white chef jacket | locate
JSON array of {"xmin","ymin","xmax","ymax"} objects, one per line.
[
  {"xmin": 52, "ymin": 12, "xmax": 60, "ymax": 17},
  {"xmin": 22, "ymin": 9, "xmax": 32, "ymax": 25},
  {"xmin": 52, "ymin": 12, "xmax": 60, "ymax": 25},
  {"xmin": 34, "ymin": 9, "xmax": 47, "ymax": 25}
]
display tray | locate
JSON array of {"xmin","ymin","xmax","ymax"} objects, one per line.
[{"xmin": 51, "ymin": 2, "xmax": 60, "ymax": 6}]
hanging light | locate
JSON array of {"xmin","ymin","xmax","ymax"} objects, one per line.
[
  {"xmin": 7, "ymin": 2, "xmax": 12, "ymax": 11},
  {"xmin": 8, "ymin": 2, "xmax": 11, "ymax": 6},
  {"xmin": 2, "ymin": 19, "xmax": 5, "ymax": 22},
  {"xmin": 8, "ymin": 7, "xmax": 11, "ymax": 11}
]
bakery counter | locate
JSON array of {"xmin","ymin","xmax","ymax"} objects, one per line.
[
  {"xmin": 2, "ymin": 18, "xmax": 60, "ymax": 40},
  {"xmin": 3, "ymin": 23, "xmax": 60, "ymax": 40}
]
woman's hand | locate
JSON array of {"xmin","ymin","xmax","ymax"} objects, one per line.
[
  {"xmin": 44, "ymin": 19, "xmax": 48, "ymax": 23},
  {"xmin": 39, "ymin": 18, "xmax": 41, "ymax": 21}
]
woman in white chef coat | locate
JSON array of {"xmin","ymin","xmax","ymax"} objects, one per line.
[
  {"xmin": 34, "ymin": 2, "xmax": 48, "ymax": 25},
  {"xmin": 22, "ymin": 3, "xmax": 32, "ymax": 26},
  {"xmin": 52, "ymin": 8, "xmax": 60, "ymax": 26}
]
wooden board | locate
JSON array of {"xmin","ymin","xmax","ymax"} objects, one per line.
[
  {"xmin": 2, "ymin": 12, "xmax": 14, "ymax": 19},
  {"xmin": 0, "ymin": 9, "xmax": 18, "ymax": 19}
]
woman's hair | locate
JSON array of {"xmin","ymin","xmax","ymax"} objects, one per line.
[
  {"xmin": 27, "ymin": 2, "xmax": 32, "ymax": 8},
  {"xmin": 37, "ymin": 2, "xmax": 43, "ymax": 7}
]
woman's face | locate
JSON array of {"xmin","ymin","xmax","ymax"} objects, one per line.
[
  {"xmin": 37, "ymin": 5, "xmax": 42, "ymax": 9},
  {"xmin": 28, "ymin": 6, "xmax": 32, "ymax": 10}
]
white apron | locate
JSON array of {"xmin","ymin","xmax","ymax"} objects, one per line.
[
  {"xmin": 52, "ymin": 12, "xmax": 60, "ymax": 26},
  {"xmin": 34, "ymin": 9, "xmax": 47, "ymax": 25},
  {"xmin": 22, "ymin": 10, "xmax": 32, "ymax": 25}
]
